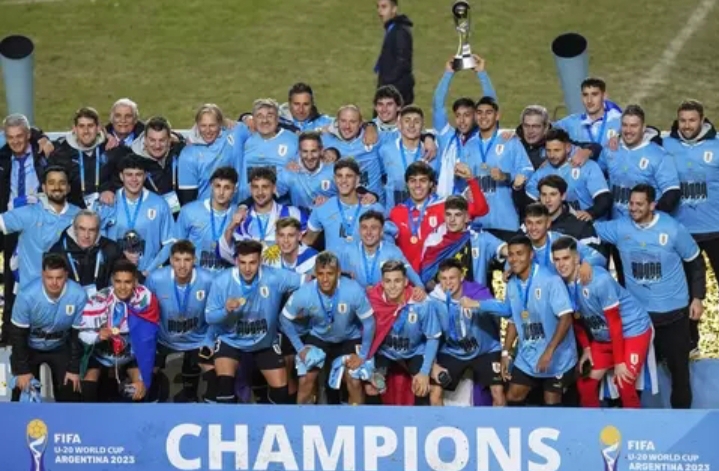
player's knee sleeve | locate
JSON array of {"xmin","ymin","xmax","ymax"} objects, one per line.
[
  {"xmin": 365, "ymin": 394, "xmax": 382, "ymax": 405},
  {"xmin": 268, "ymin": 385, "xmax": 290, "ymax": 404},
  {"xmin": 576, "ymin": 377, "xmax": 601, "ymax": 408},
  {"xmin": 216, "ymin": 375, "xmax": 237, "ymax": 404},
  {"xmin": 81, "ymin": 381, "xmax": 99, "ymax": 403},
  {"xmin": 202, "ymin": 370, "xmax": 218, "ymax": 403}
]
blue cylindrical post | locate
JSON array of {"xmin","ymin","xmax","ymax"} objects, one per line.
[
  {"xmin": 0, "ymin": 35, "xmax": 35, "ymax": 125},
  {"xmin": 551, "ymin": 33, "xmax": 589, "ymax": 116}
]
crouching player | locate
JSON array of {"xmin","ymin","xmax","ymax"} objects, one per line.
[
  {"xmin": 551, "ymin": 236, "xmax": 656, "ymax": 408},
  {"xmin": 365, "ymin": 260, "xmax": 440, "ymax": 406},
  {"xmin": 428, "ymin": 259, "xmax": 505, "ymax": 406},
  {"xmin": 145, "ymin": 240, "xmax": 216, "ymax": 402},
  {"xmin": 78, "ymin": 260, "xmax": 160, "ymax": 402}
]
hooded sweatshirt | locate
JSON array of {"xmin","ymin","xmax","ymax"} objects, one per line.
[{"xmin": 49, "ymin": 132, "xmax": 107, "ymax": 209}]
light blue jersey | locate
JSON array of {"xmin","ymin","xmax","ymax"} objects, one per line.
[
  {"xmin": 526, "ymin": 157, "xmax": 609, "ymax": 215},
  {"xmin": 175, "ymin": 199, "xmax": 233, "ymax": 271},
  {"xmin": 178, "ymin": 129, "xmax": 240, "ymax": 201},
  {"xmin": 430, "ymin": 289, "xmax": 501, "ymax": 360},
  {"xmin": 242, "ymin": 128, "xmax": 298, "ymax": 172},
  {"xmin": 100, "ymin": 189, "xmax": 176, "ymax": 272},
  {"xmin": 379, "ymin": 137, "xmax": 433, "ymax": 210},
  {"xmin": 145, "ymin": 267, "xmax": 214, "ymax": 351},
  {"xmin": 338, "ymin": 241, "xmax": 423, "ymax": 288},
  {"xmin": 483, "ymin": 264, "xmax": 577, "ymax": 378},
  {"xmin": 600, "ymin": 139, "xmax": 680, "ymax": 219},
  {"xmin": 0, "ymin": 198, "xmax": 80, "ymax": 287},
  {"xmin": 567, "ymin": 266, "xmax": 652, "ymax": 342},
  {"xmin": 11, "ymin": 278, "xmax": 86, "ymax": 351},
  {"xmin": 280, "ymin": 279, "xmax": 375, "ymax": 358},
  {"xmin": 663, "ymin": 131, "xmax": 719, "ymax": 235},
  {"xmin": 276, "ymin": 163, "xmax": 336, "ymax": 211},
  {"xmin": 531, "ymin": 231, "xmax": 607, "ymax": 272},
  {"xmin": 378, "ymin": 300, "xmax": 440, "ymax": 375},
  {"xmin": 595, "ymin": 212, "xmax": 700, "ymax": 314},
  {"xmin": 205, "ymin": 267, "xmax": 302, "ymax": 351},
  {"xmin": 554, "ymin": 104, "xmax": 622, "ymax": 164},
  {"xmin": 280, "ymin": 110, "xmax": 333, "ymax": 133},
  {"xmin": 307, "ymin": 196, "xmax": 385, "ymax": 251},
  {"xmin": 321, "ymin": 131, "xmax": 383, "ymax": 201}
]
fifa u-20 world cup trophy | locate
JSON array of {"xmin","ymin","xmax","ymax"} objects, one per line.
[{"xmin": 451, "ymin": 1, "xmax": 477, "ymax": 71}]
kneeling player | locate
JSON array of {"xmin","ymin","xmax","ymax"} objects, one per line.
[
  {"xmin": 79, "ymin": 260, "xmax": 160, "ymax": 402},
  {"xmin": 477, "ymin": 236, "xmax": 577, "ymax": 406},
  {"xmin": 552, "ymin": 236, "xmax": 654, "ymax": 408},
  {"xmin": 429, "ymin": 259, "xmax": 505, "ymax": 406},
  {"xmin": 10, "ymin": 254, "xmax": 87, "ymax": 402},
  {"xmin": 280, "ymin": 252, "xmax": 376, "ymax": 404},
  {"xmin": 365, "ymin": 260, "xmax": 440, "ymax": 405},
  {"xmin": 145, "ymin": 240, "xmax": 216, "ymax": 402},
  {"xmin": 205, "ymin": 240, "xmax": 303, "ymax": 404}
]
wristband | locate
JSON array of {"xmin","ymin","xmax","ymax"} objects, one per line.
[{"xmin": 501, "ymin": 350, "xmax": 510, "ymax": 358}]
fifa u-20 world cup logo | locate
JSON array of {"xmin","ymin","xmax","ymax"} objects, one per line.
[
  {"xmin": 26, "ymin": 419, "xmax": 48, "ymax": 471},
  {"xmin": 600, "ymin": 425, "xmax": 622, "ymax": 471}
]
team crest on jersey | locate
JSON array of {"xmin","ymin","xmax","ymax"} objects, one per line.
[
  {"xmin": 321, "ymin": 180, "xmax": 331, "ymax": 191},
  {"xmin": 704, "ymin": 151, "xmax": 713, "ymax": 163},
  {"xmin": 471, "ymin": 247, "xmax": 479, "ymax": 259},
  {"xmin": 408, "ymin": 311, "xmax": 417, "ymax": 324},
  {"xmin": 428, "ymin": 216, "xmax": 438, "ymax": 228},
  {"xmin": 65, "ymin": 305, "xmax": 75, "ymax": 316},
  {"xmin": 338, "ymin": 303, "xmax": 348, "ymax": 314},
  {"xmin": 630, "ymin": 353, "xmax": 639, "ymax": 365},
  {"xmin": 659, "ymin": 233, "xmax": 668, "ymax": 246},
  {"xmin": 227, "ymin": 134, "xmax": 235, "ymax": 146},
  {"xmin": 495, "ymin": 144, "xmax": 505, "ymax": 156},
  {"xmin": 571, "ymin": 168, "xmax": 580, "ymax": 180},
  {"xmin": 196, "ymin": 290, "xmax": 205, "ymax": 301},
  {"xmin": 273, "ymin": 343, "xmax": 282, "ymax": 355},
  {"xmin": 260, "ymin": 286, "xmax": 269, "ymax": 298},
  {"xmin": 583, "ymin": 288, "xmax": 590, "ymax": 298},
  {"xmin": 534, "ymin": 288, "xmax": 542, "ymax": 300},
  {"xmin": 492, "ymin": 362, "xmax": 501, "ymax": 374},
  {"xmin": 147, "ymin": 208, "xmax": 157, "ymax": 220},
  {"xmin": 607, "ymin": 129, "xmax": 617, "ymax": 139},
  {"xmin": 639, "ymin": 158, "xmax": 649, "ymax": 170},
  {"xmin": 278, "ymin": 145, "xmax": 288, "ymax": 157}
]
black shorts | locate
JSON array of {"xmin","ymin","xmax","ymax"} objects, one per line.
[
  {"xmin": 375, "ymin": 354, "xmax": 424, "ymax": 376},
  {"xmin": 213, "ymin": 340, "xmax": 285, "ymax": 371},
  {"xmin": 436, "ymin": 351, "xmax": 504, "ymax": 391},
  {"xmin": 279, "ymin": 333, "xmax": 308, "ymax": 357},
  {"xmin": 305, "ymin": 336, "xmax": 361, "ymax": 366},
  {"xmin": 510, "ymin": 366, "xmax": 576, "ymax": 394},
  {"xmin": 154, "ymin": 345, "xmax": 212, "ymax": 368}
]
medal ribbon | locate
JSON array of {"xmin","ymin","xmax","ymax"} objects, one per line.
[
  {"xmin": 361, "ymin": 244, "xmax": 382, "ymax": 286},
  {"xmin": 399, "ymin": 140, "xmax": 422, "ymax": 170},
  {"xmin": 316, "ymin": 284, "xmax": 339, "ymax": 324},
  {"xmin": 585, "ymin": 113, "xmax": 608, "ymax": 144},
  {"xmin": 63, "ymin": 238, "xmax": 102, "ymax": 283},
  {"xmin": 515, "ymin": 264, "xmax": 536, "ymax": 321},
  {"xmin": 477, "ymin": 127, "xmax": 498, "ymax": 168},
  {"xmin": 210, "ymin": 203, "xmax": 229, "ymax": 248},
  {"xmin": 254, "ymin": 209, "xmax": 270, "ymax": 242},
  {"xmin": 174, "ymin": 274, "xmax": 194, "ymax": 316},
  {"xmin": 406, "ymin": 196, "xmax": 432, "ymax": 239},
  {"xmin": 336, "ymin": 199, "xmax": 362, "ymax": 238},
  {"xmin": 78, "ymin": 147, "xmax": 101, "ymax": 194},
  {"xmin": 392, "ymin": 305, "xmax": 410, "ymax": 334},
  {"xmin": 122, "ymin": 190, "xmax": 144, "ymax": 230},
  {"xmin": 570, "ymin": 280, "xmax": 581, "ymax": 312},
  {"xmin": 239, "ymin": 274, "xmax": 258, "ymax": 306},
  {"xmin": 445, "ymin": 291, "xmax": 463, "ymax": 340}
]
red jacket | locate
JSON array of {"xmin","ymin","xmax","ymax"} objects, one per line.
[{"xmin": 389, "ymin": 179, "xmax": 488, "ymax": 271}]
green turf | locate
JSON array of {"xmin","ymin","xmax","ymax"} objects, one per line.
[{"xmin": 0, "ymin": 0, "xmax": 717, "ymax": 130}]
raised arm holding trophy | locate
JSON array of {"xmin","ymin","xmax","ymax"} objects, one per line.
[{"xmin": 452, "ymin": 1, "xmax": 477, "ymax": 71}]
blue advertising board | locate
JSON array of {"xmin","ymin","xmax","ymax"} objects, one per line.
[{"xmin": 0, "ymin": 404, "xmax": 715, "ymax": 470}]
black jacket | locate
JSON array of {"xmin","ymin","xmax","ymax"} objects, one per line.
[
  {"xmin": 0, "ymin": 139, "xmax": 49, "ymax": 214},
  {"xmin": 48, "ymin": 227, "xmax": 122, "ymax": 290},
  {"xmin": 551, "ymin": 203, "xmax": 608, "ymax": 260},
  {"xmin": 105, "ymin": 121, "xmax": 146, "ymax": 147},
  {"xmin": 49, "ymin": 135, "xmax": 108, "ymax": 209},
  {"xmin": 376, "ymin": 15, "xmax": 414, "ymax": 100}
]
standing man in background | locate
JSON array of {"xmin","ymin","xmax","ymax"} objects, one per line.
[{"xmin": 375, "ymin": 0, "xmax": 415, "ymax": 106}]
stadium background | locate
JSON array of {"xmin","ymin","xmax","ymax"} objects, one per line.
[{"xmin": 0, "ymin": 0, "xmax": 717, "ymax": 357}]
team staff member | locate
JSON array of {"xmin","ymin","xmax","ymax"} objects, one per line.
[
  {"xmin": 375, "ymin": 0, "xmax": 415, "ymax": 106},
  {"xmin": 595, "ymin": 184, "xmax": 705, "ymax": 409},
  {"xmin": 49, "ymin": 210, "xmax": 122, "ymax": 295},
  {"xmin": 10, "ymin": 254, "xmax": 87, "ymax": 402}
]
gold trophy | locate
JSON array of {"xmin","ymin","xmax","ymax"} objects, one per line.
[{"xmin": 452, "ymin": 1, "xmax": 477, "ymax": 71}]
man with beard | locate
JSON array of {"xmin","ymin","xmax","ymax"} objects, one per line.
[
  {"xmin": 10, "ymin": 253, "xmax": 87, "ymax": 402},
  {"xmin": 375, "ymin": 0, "xmax": 415, "ymax": 106},
  {"xmin": 432, "ymin": 55, "xmax": 495, "ymax": 197},
  {"xmin": 101, "ymin": 116, "xmax": 186, "ymax": 213},
  {"xmin": 663, "ymin": 99, "xmax": 719, "ymax": 353},
  {"xmin": 364, "ymin": 260, "xmax": 440, "ymax": 406},
  {"xmin": 49, "ymin": 210, "xmax": 122, "ymax": 296},
  {"xmin": 526, "ymin": 128, "xmax": 611, "ymax": 221},
  {"xmin": 49, "ymin": 107, "xmax": 107, "ymax": 210},
  {"xmin": 176, "ymin": 167, "xmax": 237, "ymax": 271}
]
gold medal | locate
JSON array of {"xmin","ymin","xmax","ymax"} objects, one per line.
[
  {"xmin": 111, "ymin": 327, "xmax": 120, "ymax": 336},
  {"xmin": 211, "ymin": 241, "xmax": 217, "ymax": 250},
  {"xmin": 345, "ymin": 236, "xmax": 353, "ymax": 242},
  {"xmin": 238, "ymin": 297, "xmax": 246, "ymax": 306},
  {"xmin": 410, "ymin": 236, "xmax": 419, "ymax": 244},
  {"xmin": 521, "ymin": 310, "xmax": 529, "ymax": 320},
  {"xmin": 481, "ymin": 163, "xmax": 488, "ymax": 170}
]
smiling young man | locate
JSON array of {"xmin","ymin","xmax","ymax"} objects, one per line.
[{"xmin": 551, "ymin": 236, "xmax": 655, "ymax": 408}]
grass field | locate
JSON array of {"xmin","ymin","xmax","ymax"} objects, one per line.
[
  {"xmin": 1, "ymin": 0, "xmax": 718, "ymax": 357},
  {"xmin": 1, "ymin": 0, "xmax": 718, "ymax": 131}
]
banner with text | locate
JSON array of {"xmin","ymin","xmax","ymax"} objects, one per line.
[{"xmin": 0, "ymin": 404, "xmax": 716, "ymax": 471}]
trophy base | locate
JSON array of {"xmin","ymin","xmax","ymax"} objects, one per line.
[{"xmin": 453, "ymin": 55, "xmax": 477, "ymax": 71}]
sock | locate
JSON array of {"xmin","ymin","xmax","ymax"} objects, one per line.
[
  {"xmin": 81, "ymin": 381, "xmax": 99, "ymax": 403},
  {"xmin": 216, "ymin": 375, "xmax": 236, "ymax": 404},
  {"xmin": 202, "ymin": 370, "xmax": 218, "ymax": 403},
  {"xmin": 414, "ymin": 395, "xmax": 430, "ymax": 406},
  {"xmin": 617, "ymin": 379, "xmax": 641, "ymax": 408},
  {"xmin": 365, "ymin": 394, "xmax": 382, "ymax": 405},
  {"xmin": 576, "ymin": 377, "xmax": 601, "ymax": 408}
]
